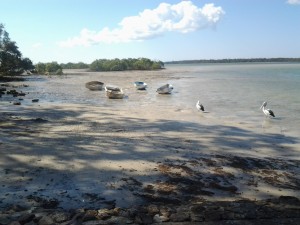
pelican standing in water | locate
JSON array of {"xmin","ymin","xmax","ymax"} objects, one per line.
[
  {"xmin": 260, "ymin": 101, "xmax": 275, "ymax": 118},
  {"xmin": 196, "ymin": 100, "xmax": 205, "ymax": 112}
]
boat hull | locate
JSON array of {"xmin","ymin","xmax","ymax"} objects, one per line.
[
  {"xmin": 85, "ymin": 81, "xmax": 104, "ymax": 91},
  {"xmin": 134, "ymin": 81, "xmax": 147, "ymax": 90},
  {"xmin": 105, "ymin": 85, "xmax": 124, "ymax": 99},
  {"xmin": 156, "ymin": 84, "xmax": 173, "ymax": 94}
]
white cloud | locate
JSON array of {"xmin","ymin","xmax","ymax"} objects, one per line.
[
  {"xmin": 59, "ymin": 1, "xmax": 225, "ymax": 47},
  {"xmin": 287, "ymin": 0, "xmax": 300, "ymax": 4}
]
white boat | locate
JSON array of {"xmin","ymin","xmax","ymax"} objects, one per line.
[
  {"xmin": 156, "ymin": 84, "xmax": 173, "ymax": 94},
  {"xmin": 85, "ymin": 81, "xmax": 104, "ymax": 91},
  {"xmin": 134, "ymin": 81, "xmax": 147, "ymax": 90},
  {"xmin": 105, "ymin": 85, "xmax": 124, "ymax": 99}
]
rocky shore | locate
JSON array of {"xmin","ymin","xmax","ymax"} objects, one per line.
[{"xmin": 1, "ymin": 196, "xmax": 300, "ymax": 224}]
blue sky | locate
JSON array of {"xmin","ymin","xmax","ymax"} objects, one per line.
[{"xmin": 1, "ymin": 0, "xmax": 300, "ymax": 64}]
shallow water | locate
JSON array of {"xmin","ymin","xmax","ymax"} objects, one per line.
[
  {"xmin": 2, "ymin": 63, "xmax": 300, "ymax": 139},
  {"xmin": 166, "ymin": 63, "xmax": 300, "ymax": 139}
]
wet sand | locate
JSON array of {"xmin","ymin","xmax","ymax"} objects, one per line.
[{"xmin": 1, "ymin": 69, "xmax": 300, "ymax": 213}]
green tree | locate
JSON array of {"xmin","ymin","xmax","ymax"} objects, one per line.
[
  {"xmin": 60, "ymin": 62, "xmax": 89, "ymax": 69},
  {"xmin": 0, "ymin": 23, "xmax": 34, "ymax": 77},
  {"xmin": 35, "ymin": 62, "xmax": 46, "ymax": 74},
  {"xmin": 35, "ymin": 62, "xmax": 63, "ymax": 75},
  {"xmin": 89, "ymin": 58, "xmax": 163, "ymax": 72},
  {"xmin": 46, "ymin": 61, "xmax": 63, "ymax": 75}
]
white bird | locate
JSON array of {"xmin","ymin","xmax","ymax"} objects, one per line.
[
  {"xmin": 196, "ymin": 100, "xmax": 205, "ymax": 112},
  {"xmin": 260, "ymin": 101, "xmax": 275, "ymax": 118}
]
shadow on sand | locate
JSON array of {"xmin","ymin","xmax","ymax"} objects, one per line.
[{"xmin": 0, "ymin": 105, "xmax": 299, "ymax": 211}]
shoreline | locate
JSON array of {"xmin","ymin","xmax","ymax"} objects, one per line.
[{"xmin": 1, "ymin": 70, "xmax": 300, "ymax": 224}]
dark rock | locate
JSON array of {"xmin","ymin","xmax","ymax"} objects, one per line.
[
  {"xmin": 18, "ymin": 213, "xmax": 35, "ymax": 225},
  {"xmin": 48, "ymin": 212, "xmax": 71, "ymax": 223},
  {"xmin": 37, "ymin": 215, "xmax": 54, "ymax": 225},
  {"xmin": 8, "ymin": 222, "xmax": 21, "ymax": 225},
  {"xmin": 32, "ymin": 118, "xmax": 48, "ymax": 123},
  {"xmin": 83, "ymin": 210, "xmax": 98, "ymax": 221},
  {"xmin": 147, "ymin": 205, "xmax": 160, "ymax": 215},
  {"xmin": 169, "ymin": 211, "xmax": 190, "ymax": 222},
  {"xmin": 135, "ymin": 213, "xmax": 153, "ymax": 224}
]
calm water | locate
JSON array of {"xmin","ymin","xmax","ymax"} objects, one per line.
[
  {"xmin": 3, "ymin": 63, "xmax": 300, "ymax": 139},
  {"xmin": 166, "ymin": 63, "xmax": 300, "ymax": 138}
]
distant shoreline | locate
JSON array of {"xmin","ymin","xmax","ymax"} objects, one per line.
[{"xmin": 164, "ymin": 57, "xmax": 300, "ymax": 64}]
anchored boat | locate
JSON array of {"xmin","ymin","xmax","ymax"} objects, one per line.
[
  {"xmin": 134, "ymin": 81, "xmax": 147, "ymax": 90},
  {"xmin": 156, "ymin": 84, "xmax": 173, "ymax": 94},
  {"xmin": 85, "ymin": 81, "xmax": 104, "ymax": 91},
  {"xmin": 105, "ymin": 85, "xmax": 124, "ymax": 99}
]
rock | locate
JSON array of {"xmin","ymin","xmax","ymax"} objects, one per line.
[
  {"xmin": 97, "ymin": 209, "xmax": 111, "ymax": 220},
  {"xmin": 159, "ymin": 206, "xmax": 173, "ymax": 218},
  {"xmin": 0, "ymin": 216, "xmax": 11, "ymax": 225},
  {"xmin": 147, "ymin": 205, "xmax": 160, "ymax": 215},
  {"xmin": 37, "ymin": 215, "xmax": 54, "ymax": 225},
  {"xmin": 83, "ymin": 210, "xmax": 98, "ymax": 221},
  {"xmin": 18, "ymin": 213, "xmax": 35, "ymax": 224},
  {"xmin": 153, "ymin": 214, "xmax": 169, "ymax": 223},
  {"xmin": 48, "ymin": 211, "xmax": 71, "ymax": 223},
  {"xmin": 169, "ymin": 211, "xmax": 190, "ymax": 222},
  {"xmin": 134, "ymin": 213, "xmax": 148, "ymax": 224},
  {"xmin": 1, "ymin": 196, "xmax": 300, "ymax": 224},
  {"xmin": 8, "ymin": 222, "xmax": 21, "ymax": 225}
]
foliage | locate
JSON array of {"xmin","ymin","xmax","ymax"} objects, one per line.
[
  {"xmin": 0, "ymin": 23, "xmax": 34, "ymax": 77},
  {"xmin": 35, "ymin": 62, "xmax": 63, "ymax": 75},
  {"xmin": 60, "ymin": 62, "xmax": 89, "ymax": 69},
  {"xmin": 89, "ymin": 58, "xmax": 164, "ymax": 71}
]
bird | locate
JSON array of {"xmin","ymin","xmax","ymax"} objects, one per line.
[
  {"xmin": 260, "ymin": 101, "xmax": 275, "ymax": 117},
  {"xmin": 196, "ymin": 100, "xmax": 205, "ymax": 112}
]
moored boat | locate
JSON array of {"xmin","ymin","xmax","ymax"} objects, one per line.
[
  {"xmin": 105, "ymin": 85, "xmax": 124, "ymax": 99},
  {"xmin": 85, "ymin": 81, "xmax": 104, "ymax": 91},
  {"xmin": 134, "ymin": 81, "xmax": 147, "ymax": 90},
  {"xmin": 156, "ymin": 84, "xmax": 173, "ymax": 94}
]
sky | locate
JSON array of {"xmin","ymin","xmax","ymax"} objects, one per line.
[{"xmin": 1, "ymin": 0, "xmax": 300, "ymax": 64}]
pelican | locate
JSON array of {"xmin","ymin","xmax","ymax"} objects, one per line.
[
  {"xmin": 196, "ymin": 100, "xmax": 205, "ymax": 112},
  {"xmin": 260, "ymin": 101, "xmax": 275, "ymax": 118}
]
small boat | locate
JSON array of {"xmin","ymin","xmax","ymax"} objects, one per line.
[
  {"xmin": 156, "ymin": 84, "xmax": 173, "ymax": 94},
  {"xmin": 134, "ymin": 81, "xmax": 147, "ymax": 90},
  {"xmin": 105, "ymin": 85, "xmax": 124, "ymax": 99},
  {"xmin": 85, "ymin": 81, "xmax": 104, "ymax": 91}
]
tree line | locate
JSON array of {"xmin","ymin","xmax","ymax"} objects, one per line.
[
  {"xmin": 34, "ymin": 58, "xmax": 164, "ymax": 75},
  {"xmin": 165, "ymin": 58, "xmax": 300, "ymax": 64},
  {"xmin": 88, "ymin": 58, "xmax": 164, "ymax": 71}
]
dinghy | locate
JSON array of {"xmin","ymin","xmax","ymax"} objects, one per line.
[
  {"xmin": 105, "ymin": 85, "xmax": 124, "ymax": 99},
  {"xmin": 134, "ymin": 81, "xmax": 147, "ymax": 90},
  {"xmin": 85, "ymin": 81, "xmax": 104, "ymax": 91},
  {"xmin": 156, "ymin": 84, "xmax": 173, "ymax": 94}
]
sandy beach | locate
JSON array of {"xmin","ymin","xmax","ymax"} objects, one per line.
[{"xmin": 1, "ymin": 69, "xmax": 300, "ymax": 224}]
